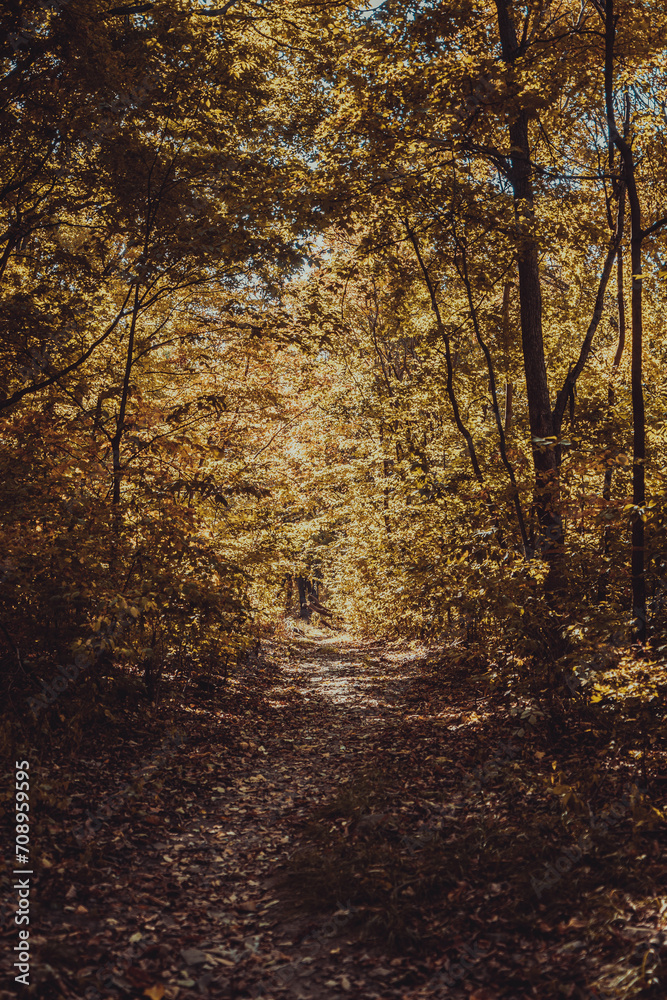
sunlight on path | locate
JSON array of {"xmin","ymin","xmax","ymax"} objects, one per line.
[
  {"xmin": 273, "ymin": 622, "xmax": 430, "ymax": 715},
  {"xmin": 171, "ymin": 627, "xmax": 443, "ymax": 999},
  {"xmin": 112, "ymin": 629, "xmax": 453, "ymax": 1000}
]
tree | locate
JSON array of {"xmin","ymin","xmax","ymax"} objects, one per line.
[
  {"xmin": 296, "ymin": 0, "xmax": 667, "ymax": 628},
  {"xmin": 600, "ymin": 0, "xmax": 667, "ymax": 640},
  {"xmin": 0, "ymin": 0, "xmax": 319, "ymax": 715}
]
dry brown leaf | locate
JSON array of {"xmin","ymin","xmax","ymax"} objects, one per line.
[{"xmin": 144, "ymin": 987, "xmax": 165, "ymax": 1000}]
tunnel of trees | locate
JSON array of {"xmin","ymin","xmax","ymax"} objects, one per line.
[
  {"xmin": 2, "ymin": 3, "xmax": 667, "ymax": 997},
  {"xmin": 2, "ymin": 0, "xmax": 667, "ymax": 717}
]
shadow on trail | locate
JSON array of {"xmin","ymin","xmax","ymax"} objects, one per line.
[
  {"xmin": 267, "ymin": 627, "xmax": 665, "ymax": 1000},
  {"xmin": 11, "ymin": 625, "xmax": 664, "ymax": 1000}
]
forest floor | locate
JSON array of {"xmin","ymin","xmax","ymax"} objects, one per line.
[{"xmin": 2, "ymin": 626, "xmax": 667, "ymax": 1000}]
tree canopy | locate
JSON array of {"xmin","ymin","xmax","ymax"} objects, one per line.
[
  {"xmin": 3, "ymin": 3, "xmax": 667, "ymax": 998},
  {"xmin": 1, "ymin": 0, "xmax": 667, "ymax": 719}
]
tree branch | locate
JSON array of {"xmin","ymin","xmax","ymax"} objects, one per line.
[
  {"xmin": 197, "ymin": 0, "xmax": 244, "ymax": 15},
  {"xmin": 641, "ymin": 215, "xmax": 667, "ymax": 240},
  {"xmin": 0, "ymin": 285, "xmax": 135, "ymax": 412},
  {"xmin": 552, "ymin": 219, "xmax": 624, "ymax": 435},
  {"xmin": 99, "ymin": 3, "xmax": 154, "ymax": 19},
  {"xmin": 404, "ymin": 222, "xmax": 484, "ymax": 484},
  {"xmin": 455, "ymin": 233, "xmax": 529, "ymax": 551}
]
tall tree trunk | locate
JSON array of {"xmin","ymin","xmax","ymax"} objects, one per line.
[
  {"xmin": 604, "ymin": 0, "xmax": 647, "ymax": 640},
  {"xmin": 627, "ymin": 185, "xmax": 646, "ymax": 640},
  {"xmin": 599, "ymin": 199, "xmax": 627, "ymax": 602},
  {"xmin": 494, "ymin": 0, "xmax": 563, "ymax": 576}
]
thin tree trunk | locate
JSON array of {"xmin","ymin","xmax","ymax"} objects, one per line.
[
  {"xmin": 598, "ymin": 194, "xmax": 627, "ymax": 602},
  {"xmin": 379, "ymin": 423, "xmax": 392, "ymax": 537},
  {"xmin": 406, "ymin": 223, "xmax": 505, "ymax": 545},
  {"xmin": 504, "ymin": 382, "xmax": 514, "ymax": 434},
  {"xmin": 628, "ymin": 188, "xmax": 646, "ymax": 640},
  {"xmin": 494, "ymin": 0, "xmax": 563, "ymax": 577},
  {"xmin": 405, "ymin": 224, "xmax": 484, "ymax": 483},
  {"xmin": 604, "ymin": 0, "xmax": 647, "ymax": 640},
  {"xmin": 457, "ymin": 236, "xmax": 529, "ymax": 552},
  {"xmin": 500, "ymin": 281, "xmax": 513, "ymax": 355}
]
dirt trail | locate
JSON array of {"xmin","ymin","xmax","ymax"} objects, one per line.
[
  {"xmin": 189, "ymin": 627, "xmax": 431, "ymax": 1000},
  {"xmin": 73, "ymin": 627, "xmax": 438, "ymax": 1000},
  {"xmin": 9, "ymin": 627, "xmax": 663, "ymax": 1000}
]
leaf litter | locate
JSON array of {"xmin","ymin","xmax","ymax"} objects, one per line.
[{"xmin": 1, "ymin": 625, "xmax": 666, "ymax": 1000}]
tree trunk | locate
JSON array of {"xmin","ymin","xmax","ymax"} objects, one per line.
[
  {"xmin": 599, "ymin": 204, "xmax": 627, "ymax": 602},
  {"xmin": 110, "ymin": 283, "xmax": 140, "ymax": 520},
  {"xmin": 628, "ymin": 189, "xmax": 646, "ymax": 640},
  {"xmin": 504, "ymin": 382, "xmax": 513, "ymax": 435},
  {"xmin": 494, "ymin": 0, "xmax": 563, "ymax": 577},
  {"xmin": 604, "ymin": 0, "xmax": 647, "ymax": 640},
  {"xmin": 297, "ymin": 577, "xmax": 312, "ymax": 621},
  {"xmin": 284, "ymin": 575, "xmax": 294, "ymax": 615}
]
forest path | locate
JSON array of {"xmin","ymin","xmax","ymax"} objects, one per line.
[
  {"xmin": 22, "ymin": 628, "xmax": 661, "ymax": 1000},
  {"xmin": 60, "ymin": 627, "xmax": 448, "ymax": 1000},
  {"xmin": 189, "ymin": 625, "xmax": 436, "ymax": 1000}
]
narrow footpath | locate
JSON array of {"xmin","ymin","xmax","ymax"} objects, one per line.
[{"xmin": 3, "ymin": 627, "xmax": 665, "ymax": 1000}]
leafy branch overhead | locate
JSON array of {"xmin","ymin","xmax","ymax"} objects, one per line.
[{"xmin": 2, "ymin": 3, "xmax": 667, "ymax": 999}]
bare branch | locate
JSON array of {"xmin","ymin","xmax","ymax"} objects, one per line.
[
  {"xmin": 403, "ymin": 222, "xmax": 484, "ymax": 485},
  {"xmin": 641, "ymin": 215, "xmax": 667, "ymax": 240},
  {"xmin": 552, "ymin": 220, "xmax": 624, "ymax": 435}
]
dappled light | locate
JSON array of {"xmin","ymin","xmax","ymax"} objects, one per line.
[{"xmin": 2, "ymin": 2, "xmax": 667, "ymax": 999}]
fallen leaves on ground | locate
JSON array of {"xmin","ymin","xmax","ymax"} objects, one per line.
[{"xmin": 1, "ymin": 626, "xmax": 666, "ymax": 999}]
